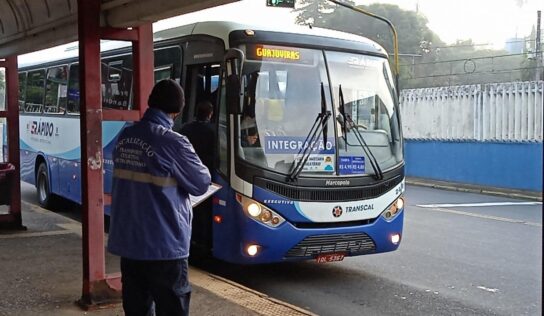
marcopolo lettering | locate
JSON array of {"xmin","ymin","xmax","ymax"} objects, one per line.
[
  {"xmin": 31, "ymin": 121, "xmax": 55, "ymax": 137},
  {"xmin": 325, "ymin": 180, "xmax": 350, "ymax": 186}
]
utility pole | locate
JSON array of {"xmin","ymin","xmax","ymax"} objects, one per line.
[{"xmin": 536, "ymin": 10, "xmax": 542, "ymax": 81}]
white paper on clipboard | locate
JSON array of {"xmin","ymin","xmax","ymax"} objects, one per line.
[{"xmin": 189, "ymin": 183, "xmax": 222, "ymax": 207}]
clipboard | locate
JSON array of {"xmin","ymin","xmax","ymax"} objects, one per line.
[{"xmin": 189, "ymin": 183, "xmax": 222, "ymax": 207}]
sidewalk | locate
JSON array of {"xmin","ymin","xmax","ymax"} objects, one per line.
[
  {"xmin": 0, "ymin": 202, "xmax": 315, "ymax": 316},
  {"xmin": 406, "ymin": 177, "xmax": 542, "ymax": 201}
]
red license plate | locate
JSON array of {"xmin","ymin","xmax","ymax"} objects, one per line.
[{"xmin": 316, "ymin": 253, "xmax": 345, "ymax": 263}]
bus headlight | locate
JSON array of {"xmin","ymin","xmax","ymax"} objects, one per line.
[
  {"xmin": 247, "ymin": 203, "xmax": 261, "ymax": 217},
  {"xmin": 237, "ymin": 194, "xmax": 285, "ymax": 228},
  {"xmin": 381, "ymin": 196, "xmax": 404, "ymax": 221}
]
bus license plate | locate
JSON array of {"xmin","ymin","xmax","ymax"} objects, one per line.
[{"xmin": 316, "ymin": 253, "xmax": 345, "ymax": 263}]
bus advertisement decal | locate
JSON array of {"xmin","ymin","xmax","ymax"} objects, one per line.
[
  {"xmin": 338, "ymin": 156, "xmax": 365, "ymax": 175},
  {"xmin": 294, "ymin": 155, "xmax": 335, "ymax": 172}
]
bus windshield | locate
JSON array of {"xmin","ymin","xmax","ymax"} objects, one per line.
[
  {"xmin": 327, "ymin": 51, "xmax": 403, "ymax": 176},
  {"xmin": 237, "ymin": 44, "xmax": 402, "ymax": 177},
  {"xmin": 238, "ymin": 45, "xmax": 336, "ymax": 176}
]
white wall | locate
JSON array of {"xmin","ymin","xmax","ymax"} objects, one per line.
[{"xmin": 400, "ymin": 81, "xmax": 544, "ymax": 142}]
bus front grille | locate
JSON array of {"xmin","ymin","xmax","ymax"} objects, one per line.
[
  {"xmin": 260, "ymin": 176, "xmax": 403, "ymax": 202},
  {"xmin": 285, "ymin": 233, "xmax": 376, "ymax": 258}
]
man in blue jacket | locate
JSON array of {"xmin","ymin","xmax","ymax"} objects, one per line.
[{"xmin": 108, "ymin": 79, "xmax": 211, "ymax": 316}]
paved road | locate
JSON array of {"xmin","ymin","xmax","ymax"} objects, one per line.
[
  {"xmin": 196, "ymin": 185, "xmax": 542, "ymax": 316},
  {"xmin": 21, "ymin": 183, "xmax": 542, "ymax": 315}
]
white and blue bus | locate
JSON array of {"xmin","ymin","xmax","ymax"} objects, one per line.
[{"xmin": 14, "ymin": 21, "xmax": 405, "ymax": 264}]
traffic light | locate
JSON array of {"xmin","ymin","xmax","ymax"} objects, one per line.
[{"xmin": 266, "ymin": 0, "xmax": 295, "ymax": 8}]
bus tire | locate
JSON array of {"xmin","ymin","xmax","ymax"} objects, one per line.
[{"xmin": 36, "ymin": 163, "xmax": 55, "ymax": 209}]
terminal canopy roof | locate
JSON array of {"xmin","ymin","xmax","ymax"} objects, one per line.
[{"xmin": 0, "ymin": 0, "xmax": 238, "ymax": 57}]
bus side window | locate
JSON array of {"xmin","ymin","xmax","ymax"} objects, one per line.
[
  {"xmin": 154, "ymin": 66, "xmax": 173, "ymax": 83},
  {"xmin": 102, "ymin": 55, "xmax": 133, "ymax": 110},
  {"xmin": 45, "ymin": 66, "xmax": 68, "ymax": 114},
  {"xmin": 18, "ymin": 72, "xmax": 27, "ymax": 112},
  {"xmin": 67, "ymin": 64, "xmax": 80, "ymax": 114},
  {"xmin": 25, "ymin": 70, "xmax": 46, "ymax": 113},
  {"xmin": 154, "ymin": 46, "xmax": 182, "ymax": 81}
]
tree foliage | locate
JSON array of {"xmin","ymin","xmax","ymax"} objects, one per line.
[{"xmin": 294, "ymin": 2, "xmax": 535, "ymax": 88}]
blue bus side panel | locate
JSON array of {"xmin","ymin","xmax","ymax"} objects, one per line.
[
  {"xmin": 211, "ymin": 175, "xmax": 243, "ymax": 259},
  {"xmin": 18, "ymin": 115, "xmax": 125, "ymax": 204}
]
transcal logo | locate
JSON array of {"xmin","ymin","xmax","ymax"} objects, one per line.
[
  {"xmin": 28, "ymin": 120, "xmax": 56, "ymax": 137},
  {"xmin": 345, "ymin": 204, "xmax": 374, "ymax": 213},
  {"xmin": 325, "ymin": 180, "xmax": 350, "ymax": 186},
  {"xmin": 332, "ymin": 206, "xmax": 343, "ymax": 218}
]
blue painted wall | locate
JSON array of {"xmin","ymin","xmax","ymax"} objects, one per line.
[{"xmin": 404, "ymin": 140, "xmax": 543, "ymax": 192}]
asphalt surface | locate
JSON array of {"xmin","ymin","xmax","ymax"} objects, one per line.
[
  {"xmin": 18, "ymin": 182, "xmax": 543, "ymax": 316},
  {"xmin": 195, "ymin": 185, "xmax": 542, "ymax": 316}
]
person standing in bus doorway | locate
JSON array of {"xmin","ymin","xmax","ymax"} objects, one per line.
[
  {"xmin": 180, "ymin": 100, "xmax": 215, "ymax": 255},
  {"xmin": 107, "ymin": 79, "xmax": 211, "ymax": 316},
  {"xmin": 180, "ymin": 100, "xmax": 215, "ymax": 170}
]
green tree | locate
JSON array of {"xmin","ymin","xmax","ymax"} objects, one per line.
[
  {"xmin": 296, "ymin": 2, "xmax": 441, "ymax": 55},
  {"xmin": 295, "ymin": 2, "xmax": 535, "ymax": 88},
  {"xmin": 295, "ymin": 2, "xmax": 443, "ymax": 88},
  {"xmin": 294, "ymin": 0, "xmax": 340, "ymax": 26}
]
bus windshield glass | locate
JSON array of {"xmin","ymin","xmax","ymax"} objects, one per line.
[
  {"xmin": 237, "ymin": 45, "xmax": 402, "ymax": 177},
  {"xmin": 238, "ymin": 44, "xmax": 336, "ymax": 176},
  {"xmin": 327, "ymin": 51, "xmax": 403, "ymax": 176}
]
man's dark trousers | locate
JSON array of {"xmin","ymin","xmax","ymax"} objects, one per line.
[{"xmin": 121, "ymin": 257, "xmax": 191, "ymax": 316}]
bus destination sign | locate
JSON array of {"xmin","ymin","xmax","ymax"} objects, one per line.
[{"xmin": 246, "ymin": 45, "xmax": 315, "ymax": 65}]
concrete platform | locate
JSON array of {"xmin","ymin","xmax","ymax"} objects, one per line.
[{"xmin": 0, "ymin": 202, "xmax": 315, "ymax": 316}]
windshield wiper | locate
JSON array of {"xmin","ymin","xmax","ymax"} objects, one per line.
[
  {"xmin": 339, "ymin": 85, "xmax": 384, "ymax": 180},
  {"xmin": 288, "ymin": 83, "xmax": 331, "ymax": 182}
]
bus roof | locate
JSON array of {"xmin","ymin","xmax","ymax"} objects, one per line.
[
  {"xmin": 155, "ymin": 20, "xmax": 386, "ymax": 54},
  {"xmin": 19, "ymin": 20, "xmax": 387, "ymax": 69}
]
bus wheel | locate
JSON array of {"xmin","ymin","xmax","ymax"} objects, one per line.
[{"xmin": 37, "ymin": 163, "xmax": 54, "ymax": 209}]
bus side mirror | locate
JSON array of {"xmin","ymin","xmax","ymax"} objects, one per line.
[{"xmin": 226, "ymin": 74, "xmax": 241, "ymax": 115}]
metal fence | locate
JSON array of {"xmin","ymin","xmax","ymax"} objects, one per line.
[{"xmin": 400, "ymin": 81, "xmax": 544, "ymax": 142}]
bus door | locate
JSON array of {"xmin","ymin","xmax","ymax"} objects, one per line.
[
  {"xmin": 182, "ymin": 63, "xmax": 221, "ymax": 254},
  {"xmin": 182, "ymin": 63, "xmax": 221, "ymax": 124}
]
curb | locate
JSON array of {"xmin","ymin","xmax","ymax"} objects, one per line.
[
  {"xmin": 406, "ymin": 178, "xmax": 542, "ymax": 202},
  {"xmin": 191, "ymin": 268, "xmax": 317, "ymax": 316}
]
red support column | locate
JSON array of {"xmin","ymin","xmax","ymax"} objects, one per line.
[
  {"xmin": 0, "ymin": 56, "xmax": 24, "ymax": 230},
  {"xmin": 77, "ymin": 0, "xmax": 112, "ymax": 307},
  {"xmin": 76, "ymin": 0, "xmax": 154, "ymax": 309},
  {"xmin": 132, "ymin": 23, "xmax": 153, "ymax": 117}
]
